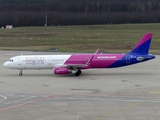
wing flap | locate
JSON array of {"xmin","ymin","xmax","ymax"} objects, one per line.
[{"xmin": 60, "ymin": 64, "xmax": 88, "ymax": 68}]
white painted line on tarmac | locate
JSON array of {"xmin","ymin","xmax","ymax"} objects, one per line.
[
  {"xmin": 19, "ymin": 95, "xmax": 26, "ymax": 97},
  {"xmin": 72, "ymin": 94, "xmax": 154, "ymax": 99},
  {"xmin": 13, "ymin": 96, "xmax": 37, "ymax": 103},
  {"xmin": 4, "ymin": 96, "xmax": 36, "ymax": 105},
  {"xmin": 0, "ymin": 93, "xmax": 63, "ymax": 113},
  {"xmin": 46, "ymin": 97, "xmax": 160, "ymax": 103},
  {"xmin": 0, "ymin": 91, "xmax": 63, "ymax": 95},
  {"xmin": 0, "ymin": 95, "xmax": 7, "ymax": 102}
]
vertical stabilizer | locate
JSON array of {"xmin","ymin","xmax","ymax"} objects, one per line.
[{"xmin": 130, "ymin": 33, "xmax": 152, "ymax": 54}]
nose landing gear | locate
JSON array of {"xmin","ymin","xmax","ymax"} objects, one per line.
[{"xmin": 19, "ymin": 69, "xmax": 23, "ymax": 76}]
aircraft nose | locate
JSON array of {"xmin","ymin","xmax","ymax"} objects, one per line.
[{"xmin": 3, "ymin": 62, "xmax": 9, "ymax": 68}]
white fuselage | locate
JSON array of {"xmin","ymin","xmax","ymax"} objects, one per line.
[{"xmin": 3, "ymin": 55, "xmax": 71, "ymax": 69}]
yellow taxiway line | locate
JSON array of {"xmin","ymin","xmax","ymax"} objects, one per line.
[
  {"xmin": 149, "ymin": 91, "xmax": 160, "ymax": 94},
  {"xmin": 92, "ymin": 99, "xmax": 149, "ymax": 120}
]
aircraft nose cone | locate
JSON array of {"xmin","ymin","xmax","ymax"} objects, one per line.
[
  {"xmin": 3, "ymin": 62, "xmax": 6, "ymax": 67},
  {"xmin": 3, "ymin": 62, "xmax": 9, "ymax": 68}
]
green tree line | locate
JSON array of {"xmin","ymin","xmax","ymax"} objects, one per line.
[{"xmin": 0, "ymin": 0, "xmax": 160, "ymax": 26}]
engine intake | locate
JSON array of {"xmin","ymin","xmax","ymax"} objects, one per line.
[{"xmin": 54, "ymin": 67, "xmax": 72, "ymax": 75}]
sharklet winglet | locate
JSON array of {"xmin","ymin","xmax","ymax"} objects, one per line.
[
  {"xmin": 86, "ymin": 55, "xmax": 94, "ymax": 65},
  {"xmin": 95, "ymin": 48, "xmax": 100, "ymax": 54},
  {"xmin": 86, "ymin": 48, "xmax": 100, "ymax": 65}
]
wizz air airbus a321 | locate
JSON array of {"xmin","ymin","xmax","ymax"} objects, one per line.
[{"xmin": 3, "ymin": 33, "xmax": 155, "ymax": 76}]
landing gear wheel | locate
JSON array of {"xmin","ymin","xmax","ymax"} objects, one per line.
[
  {"xmin": 19, "ymin": 69, "xmax": 23, "ymax": 76},
  {"xmin": 19, "ymin": 73, "xmax": 23, "ymax": 76},
  {"xmin": 78, "ymin": 69, "xmax": 82, "ymax": 74},
  {"xmin": 75, "ymin": 69, "xmax": 82, "ymax": 76},
  {"xmin": 75, "ymin": 72, "xmax": 80, "ymax": 76}
]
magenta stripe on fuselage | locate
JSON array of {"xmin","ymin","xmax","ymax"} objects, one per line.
[
  {"xmin": 64, "ymin": 54, "xmax": 126, "ymax": 69},
  {"xmin": 90, "ymin": 54, "xmax": 126, "ymax": 68}
]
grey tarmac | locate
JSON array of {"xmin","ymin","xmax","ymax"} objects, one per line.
[{"xmin": 0, "ymin": 50, "xmax": 160, "ymax": 120}]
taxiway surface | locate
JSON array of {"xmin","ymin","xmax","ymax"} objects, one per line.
[{"xmin": 0, "ymin": 50, "xmax": 160, "ymax": 120}]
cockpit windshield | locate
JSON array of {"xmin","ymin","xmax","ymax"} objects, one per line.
[{"xmin": 9, "ymin": 59, "xmax": 14, "ymax": 62}]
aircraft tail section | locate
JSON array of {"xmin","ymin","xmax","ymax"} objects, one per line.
[{"xmin": 130, "ymin": 33, "xmax": 152, "ymax": 55}]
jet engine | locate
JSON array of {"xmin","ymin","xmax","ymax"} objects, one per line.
[{"xmin": 54, "ymin": 67, "xmax": 72, "ymax": 75}]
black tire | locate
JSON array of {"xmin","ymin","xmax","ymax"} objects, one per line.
[
  {"xmin": 75, "ymin": 72, "xmax": 80, "ymax": 76},
  {"xmin": 78, "ymin": 69, "xmax": 82, "ymax": 74},
  {"xmin": 19, "ymin": 73, "xmax": 22, "ymax": 76}
]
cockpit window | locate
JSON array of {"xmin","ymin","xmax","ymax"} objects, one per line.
[{"xmin": 9, "ymin": 59, "xmax": 14, "ymax": 62}]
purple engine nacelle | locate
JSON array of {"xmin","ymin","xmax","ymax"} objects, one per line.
[{"xmin": 54, "ymin": 67, "xmax": 72, "ymax": 75}]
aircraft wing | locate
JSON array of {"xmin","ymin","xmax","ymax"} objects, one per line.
[
  {"xmin": 60, "ymin": 64, "xmax": 89, "ymax": 68},
  {"xmin": 54, "ymin": 55, "xmax": 93, "ymax": 69},
  {"xmin": 54, "ymin": 48, "xmax": 99, "ymax": 69}
]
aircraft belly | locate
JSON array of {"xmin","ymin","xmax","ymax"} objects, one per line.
[
  {"xmin": 25, "ymin": 62, "xmax": 54, "ymax": 69},
  {"xmin": 12, "ymin": 65, "xmax": 25, "ymax": 69}
]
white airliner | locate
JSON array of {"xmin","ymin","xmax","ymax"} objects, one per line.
[{"xmin": 3, "ymin": 33, "xmax": 155, "ymax": 76}]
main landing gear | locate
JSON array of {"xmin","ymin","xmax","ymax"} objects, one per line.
[
  {"xmin": 75, "ymin": 69, "xmax": 82, "ymax": 76},
  {"xmin": 19, "ymin": 69, "xmax": 23, "ymax": 76}
]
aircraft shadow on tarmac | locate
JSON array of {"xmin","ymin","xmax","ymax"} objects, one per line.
[
  {"xmin": 64, "ymin": 72, "xmax": 152, "ymax": 77},
  {"xmin": 26, "ymin": 72, "xmax": 152, "ymax": 77},
  {"xmin": 3, "ymin": 71, "xmax": 152, "ymax": 77}
]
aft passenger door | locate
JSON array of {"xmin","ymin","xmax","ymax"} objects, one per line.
[{"xmin": 126, "ymin": 55, "xmax": 130, "ymax": 63}]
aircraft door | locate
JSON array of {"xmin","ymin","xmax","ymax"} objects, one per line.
[
  {"xmin": 47, "ymin": 57, "xmax": 52, "ymax": 65},
  {"xmin": 17, "ymin": 56, "xmax": 25, "ymax": 69},
  {"xmin": 17, "ymin": 57, "xmax": 22, "ymax": 65},
  {"xmin": 126, "ymin": 55, "xmax": 130, "ymax": 63}
]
